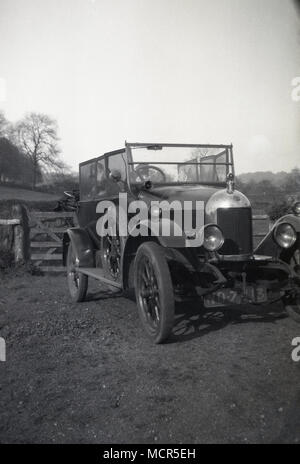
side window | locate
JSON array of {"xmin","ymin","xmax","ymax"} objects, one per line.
[
  {"xmin": 95, "ymin": 159, "xmax": 107, "ymax": 198},
  {"xmin": 107, "ymin": 152, "xmax": 127, "ymax": 182},
  {"xmin": 80, "ymin": 161, "xmax": 96, "ymax": 200}
]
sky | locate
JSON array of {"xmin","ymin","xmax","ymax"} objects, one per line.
[{"xmin": 0, "ymin": 0, "xmax": 299, "ymax": 174}]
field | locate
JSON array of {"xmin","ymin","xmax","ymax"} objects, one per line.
[
  {"xmin": 0, "ymin": 272, "xmax": 300, "ymax": 444},
  {"xmin": 0, "ymin": 185, "xmax": 59, "ymax": 202},
  {"xmin": 0, "ymin": 186, "xmax": 60, "ymax": 219}
]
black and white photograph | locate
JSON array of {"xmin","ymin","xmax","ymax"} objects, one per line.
[{"xmin": 0, "ymin": 0, "xmax": 300, "ymax": 449}]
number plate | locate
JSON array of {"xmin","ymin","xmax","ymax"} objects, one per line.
[{"xmin": 204, "ymin": 286, "xmax": 267, "ymax": 308}]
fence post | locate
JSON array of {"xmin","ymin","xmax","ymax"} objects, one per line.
[{"xmin": 12, "ymin": 204, "xmax": 25, "ymax": 263}]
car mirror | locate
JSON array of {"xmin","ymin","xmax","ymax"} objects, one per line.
[{"xmin": 109, "ymin": 169, "xmax": 122, "ymax": 182}]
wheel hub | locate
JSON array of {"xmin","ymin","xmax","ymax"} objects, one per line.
[
  {"xmin": 139, "ymin": 258, "xmax": 160, "ymax": 326},
  {"xmin": 104, "ymin": 235, "xmax": 121, "ymax": 279}
]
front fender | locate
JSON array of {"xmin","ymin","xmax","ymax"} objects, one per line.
[
  {"xmin": 128, "ymin": 218, "xmax": 203, "ymax": 248},
  {"xmin": 62, "ymin": 228, "xmax": 94, "ymax": 267},
  {"xmin": 254, "ymin": 213, "xmax": 300, "ymax": 257}
]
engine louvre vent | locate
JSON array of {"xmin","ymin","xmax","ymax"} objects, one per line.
[{"xmin": 217, "ymin": 207, "xmax": 252, "ymax": 255}]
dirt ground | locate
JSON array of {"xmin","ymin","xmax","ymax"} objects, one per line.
[{"xmin": 0, "ymin": 272, "xmax": 300, "ymax": 444}]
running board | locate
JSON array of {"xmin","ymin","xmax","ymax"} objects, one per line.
[{"xmin": 77, "ymin": 267, "xmax": 122, "ymax": 289}]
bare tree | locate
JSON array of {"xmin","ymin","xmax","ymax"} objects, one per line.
[
  {"xmin": 0, "ymin": 111, "xmax": 9, "ymax": 138},
  {"xmin": 15, "ymin": 112, "xmax": 64, "ymax": 189},
  {"xmin": 190, "ymin": 147, "xmax": 210, "ymax": 160},
  {"xmin": 177, "ymin": 147, "xmax": 212, "ymax": 181}
]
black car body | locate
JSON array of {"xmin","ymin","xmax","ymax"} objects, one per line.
[{"xmin": 63, "ymin": 142, "xmax": 300, "ymax": 343}]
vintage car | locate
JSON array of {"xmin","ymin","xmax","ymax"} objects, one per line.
[{"xmin": 63, "ymin": 142, "xmax": 300, "ymax": 343}]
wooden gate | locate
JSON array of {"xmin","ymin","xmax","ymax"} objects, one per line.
[
  {"xmin": 30, "ymin": 211, "xmax": 76, "ymax": 272},
  {"xmin": 28, "ymin": 211, "xmax": 270, "ymax": 272}
]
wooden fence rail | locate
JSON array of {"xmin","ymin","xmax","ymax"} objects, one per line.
[
  {"xmin": 0, "ymin": 219, "xmax": 21, "ymax": 226},
  {"xmin": 1, "ymin": 211, "xmax": 271, "ymax": 272}
]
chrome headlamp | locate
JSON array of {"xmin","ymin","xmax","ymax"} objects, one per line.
[
  {"xmin": 273, "ymin": 222, "xmax": 297, "ymax": 249},
  {"xmin": 203, "ymin": 224, "xmax": 224, "ymax": 252},
  {"xmin": 292, "ymin": 201, "xmax": 300, "ymax": 216}
]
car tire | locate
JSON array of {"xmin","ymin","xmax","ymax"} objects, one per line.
[
  {"xmin": 67, "ymin": 243, "xmax": 88, "ymax": 302},
  {"xmin": 99, "ymin": 206, "xmax": 126, "ymax": 292},
  {"xmin": 134, "ymin": 242, "xmax": 175, "ymax": 344},
  {"xmin": 101, "ymin": 234, "xmax": 124, "ymax": 280},
  {"xmin": 285, "ymin": 244, "xmax": 300, "ymax": 322},
  {"xmin": 286, "ymin": 296, "xmax": 300, "ymax": 323},
  {"xmin": 289, "ymin": 243, "xmax": 300, "ymax": 276},
  {"xmin": 286, "ymin": 305, "xmax": 300, "ymax": 323}
]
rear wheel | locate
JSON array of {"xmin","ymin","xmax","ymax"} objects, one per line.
[
  {"xmin": 290, "ymin": 247, "xmax": 300, "ymax": 276},
  {"xmin": 99, "ymin": 206, "xmax": 125, "ymax": 291},
  {"xmin": 101, "ymin": 234, "xmax": 122, "ymax": 281},
  {"xmin": 286, "ymin": 246, "xmax": 300, "ymax": 322},
  {"xmin": 134, "ymin": 242, "xmax": 174, "ymax": 344},
  {"xmin": 67, "ymin": 243, "xmax": 88, "ymax": 302},
  {"xmin": 286, "ymin": 298, "xmax": 300, "ymax": 323}
]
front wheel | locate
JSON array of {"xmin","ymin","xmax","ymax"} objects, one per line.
[
  {"xmin": 134, "ymin": 242, "xmax": 175, "ymax": 344},
  {"xmin": 286, "ymin": 296, "xmax": 300, "ymax": 323},
  {"xmin": 290, "ymin": 245, "xmax": 300, "ymax": 277},
  {"xmin": 67, "ymin": 243, "xmax": 88, "ymax": 302}
]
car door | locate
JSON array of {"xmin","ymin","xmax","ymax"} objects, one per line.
[
  {"xmin": 77, "ymin": 157, "xmax": 108, "ymax": 248},
  {"xmin": 105, "ymin": 150, "xmax": 130, "ymax": 228}
]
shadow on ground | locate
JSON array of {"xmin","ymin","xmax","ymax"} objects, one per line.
[
  {"xmin": 85, "ymin": 285, "xmax": 287, "ymax": 344},
  {"xmin": 170, "ymin": 299, "xmax": 288, "ymax": 344}
]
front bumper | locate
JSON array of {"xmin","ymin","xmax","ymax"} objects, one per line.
[{"xmin": 194, "ymin": 254, "xmax": 300, "ymax": 305}]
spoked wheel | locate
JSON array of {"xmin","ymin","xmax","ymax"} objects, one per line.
[
  {"xmin": 102, "ymin": 234, "xmax": 122, "ymax": 280},
  {"xmin": 286, "ymin": 246, "xmax": 300, "ymax": 322},
  {"xmin": 67, "ymin": 243, "xmax": 88, "ymax": 302},
  {"xmin": 285, "ymin": 295, "xmax": 300, "ymax": 323},
  {"xmin": 290, "ymin": 247, "xmax": 300, "ymax": 276},
  {"xmin": 134, "ymin": 242, "xmax": 174, "ymax": 344}
]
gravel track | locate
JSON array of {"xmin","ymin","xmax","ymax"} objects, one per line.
[{"xmin": 0, "ymin": 273, "xmax": 300, "ymax": 443}]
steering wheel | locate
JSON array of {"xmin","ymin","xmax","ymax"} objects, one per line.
[
  {"xmin": 135, "ymin": 164, "xmax": 166, "ymax": 183},
  {"xmin": 64, "ymin": 190, "xmax": 75, "ymax": 198}
]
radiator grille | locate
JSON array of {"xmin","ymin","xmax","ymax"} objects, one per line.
[{"xmin": 217, "ymin": 207, "xmax": 252, "ymax": 255}]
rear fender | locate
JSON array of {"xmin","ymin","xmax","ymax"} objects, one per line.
[{"xmin": 62, "ymin": 228, "xmax": 94, "ymax": 267}]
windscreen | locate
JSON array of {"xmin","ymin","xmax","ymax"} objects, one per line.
[{"xmin": 128, "ymin": 145, "xmax": 233, "ymax": 185}]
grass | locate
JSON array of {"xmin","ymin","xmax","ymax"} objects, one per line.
[
  {"xmin": 0, "ymin": 185, "xmax": 61, "ymax": 214},
  {"xmin": 0, "ymin": 185, "xmax": 60, "ymax": 202}
]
